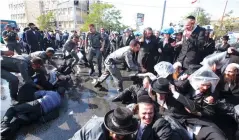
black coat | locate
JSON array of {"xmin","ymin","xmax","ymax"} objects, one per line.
[
  {"xmin": 120, "ymin": 35, "xmax": 134, "ymax": 47},
  {"xmin": 201, "ymin": 38, "xmax": 215, "ymax": 61},
  {"xmin": 26, "ymin": 30, "xmax": 40, "ymax": 52},
  {"xmin": 111, "ymin": 36, "xmax": 122, "ymax": 52},
  {"xmin": 160, "ymin": 95, "xmax": 220, "ymax": 129},
  {"xmin": 217, "ymin": 78, "xmax": 239, "ymax": 105},
  {"xmin": 158, "ymin": 38, "xmax": 175, "ymax": 63},
  {"xmin": 139, "ymin": 117, "xmax": 173, "ymax": 140},
  {"xmin": 137, "ymin": 35, "xmax": 159, "ymax": 73},
  {"xmin": 216, "ymin": 43, "xmax": 230, "ymax": 52},
  {"xmin": 177, "ymin": 26, "xmax": 206, "ymax": 70}
]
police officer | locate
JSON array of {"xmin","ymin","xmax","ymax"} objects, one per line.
[
  {"xmin": 63, "ymin": 35, "xmax": 80, "ymax": 68},
  {"xmin": 94, "ymin": 39, "xmax": 141, "ymax": 92},
  {"xmin": 85, "ymin": 24, "xmax": 105, "ymax": 77},
  {"xmin": 1, "ymin": 55, "xmax": 44, "ymax": 105},
  {"xmin": 29, "ymin": 47, "xmax": 57, "ymax": 68},
  {"xmin": 2, "ymin": 24, "xmax": 22, "ymax": 55}
]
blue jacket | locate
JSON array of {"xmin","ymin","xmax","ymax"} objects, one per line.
[{"xmin": 35, "ymin": 90, "xmax": 61, "ymax": 113}]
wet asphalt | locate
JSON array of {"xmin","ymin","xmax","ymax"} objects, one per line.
[{"xmin": 0, "ymin": 55, "xmax": 134, "ymax": 140}]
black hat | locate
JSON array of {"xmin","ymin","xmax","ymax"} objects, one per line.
[
  {"xmin": 151, "ymin": 78, "xmax": 170, "ymax": 94},
  {"xmin": 104, "ymin": 107, "xmax": 138, "ymax": 135},
  {"xmin": 137, "ymin": 90, "xmax": 149, "ymax": 98},
  {"xmin": 222, "ymin": 35, "xmax": 229, "ymax": 40},
  {"xmin": 137, "ymin": 95, "xmax": 153, "ymax": 104}
]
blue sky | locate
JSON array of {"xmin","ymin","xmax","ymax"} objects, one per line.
[{"xmin": 1, "ymin": 0, "xmax": 239, "ymax": 29}]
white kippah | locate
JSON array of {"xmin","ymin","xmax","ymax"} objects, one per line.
[{"xmin": 173, "ymin": 62, "xmax": 182, "ymax": 69}]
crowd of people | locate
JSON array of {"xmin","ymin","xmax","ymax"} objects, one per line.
[{"xmin": 1, "ymin": 15, "xmax": 239, "ymax": 140}]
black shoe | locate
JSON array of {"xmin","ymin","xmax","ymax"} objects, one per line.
[
  {"xmin": 112, "ymin": 94, "xmax": 122, "ymax": 102},
  {"xmin": 89, "ymin": 69, "xmax": 95, "ymax": 76},
  {"xmin": 94, "ymin": 81, "xmax": 102, "ymax": 88}
]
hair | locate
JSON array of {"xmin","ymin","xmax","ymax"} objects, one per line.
[
  {"xmin": 144, "ymin": 76, "xmax": 152, "ymax": 83},
  {"xmin": 23, "ymin": 27, "xmax": 30, "ymax": 32},
  {"xmin": 28, "ymin": 23, "xmax": 35, "ymax": 26},
  {"xmin": 187, "ymin": 15, "xmax": 196, "ymax": 20},
  {"xmin": 46, "ymin": 49, "xmax": 55, "ymax": 54},
  {"xmin": 72, "ymin": 35, "xmax": 79, "ymax": 39},
  {"xmin": 145, "ymin": 27, "xmax": 153, "ymax": 31},
  {"xmin": 177, "ymin": 32, "xmax": 183, "ymax": 36},
  {"xmin": 31, "ymin": 57, "xmax": 43, "ymax": 65},
  {"xmin": 89, "ymin": 24, "xmax": 95, "ymax": 28},
  {"xmin": 34, "ymin": 27, "xmax": 39, "ymax": 31},
  {"xmin": 129, "ymin": 39, "xmax": 140, "ymax": 47}
]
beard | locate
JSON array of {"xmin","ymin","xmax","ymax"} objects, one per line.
[{"xmin": 224, "ymin": 74, "xmax": 237, "ymax": 83}]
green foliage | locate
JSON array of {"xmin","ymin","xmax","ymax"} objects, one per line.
[
  {"xmin": 37, "ymin": 12, "xmax": 55, "ymax": 30},
  {"xmin": 186, "ymin": 7, "xmax": 211, "ymax": 26},
  {"xmin": 213, "ymin": 11, "xmax": 239, "ymax": 39},
  {"xmin": 81, "ymin": 3, "xmax": 127, "ymax": 32}
]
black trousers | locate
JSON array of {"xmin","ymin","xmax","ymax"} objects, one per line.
[
  {"xmin": 3, "ymin": 100, "xmax": 42, "ymax": 124},
  {"xmin": 79, "ymin": 49, "xmax": 88, "ymax": 63},
  {"xmin": 195, "ymin": 126, "xmax": 226, "ymax": 140}
]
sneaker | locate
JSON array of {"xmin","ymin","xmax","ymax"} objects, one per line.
[{"xmin": 94, "ymin": 81, "xmax": 102, "ymax": 88}]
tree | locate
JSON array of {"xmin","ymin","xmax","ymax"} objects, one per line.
[
  {"xmin": 81, "ymin": 3, "xmax": 127, "ymax": 32},
  {"xmin": 213, "ymin": 11, "xmax": 239, "ymax": 39},
  {"xmin": 37, "ymin": 12, "xmax": 55, "ymax": 30},
  {"xmin": 186, "ymin": 7, "xmax": 211, "ymax": 26}
]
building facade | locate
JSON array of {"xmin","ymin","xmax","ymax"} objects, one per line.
[
  {"xmin": 9, "ymin": 0, "xmax": 90, "ymax": 31},
  {"xmin": 8, "ymin": 0, "xmax": 42, "ymax": 28}
]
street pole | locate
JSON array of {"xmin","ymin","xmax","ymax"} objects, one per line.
[
  {"xmin": 220, "ymin": 0, "xmax": 229, "ymax": 29},
  {"xmin": 57, "ymin": 3, "xmax": 60, "ymax": 30},
  {"xmin": 160, "ymin": 0, "xmax": 167, "ymax": 30},
  {"xmin": 73, "ymin": 0, "xmax": 77, "ymax": 30},
  {"xmin": 196, "ymin": 0, "xmax": 200, "ymax": 23}
]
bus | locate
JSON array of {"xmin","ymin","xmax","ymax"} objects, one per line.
[{"xmin": 1, "ymin": 20, "xmax": 18, "ymax": 44}]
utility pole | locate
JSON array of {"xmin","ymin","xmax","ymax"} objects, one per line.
[
  {"xmin": 220, "ymin": 0, "xmax": 229, "ymax": 29},
  {"xmin": 196, "ymin": 0, "xmax": 201, "ymax": 23},
  {"xmin": 73, "ymin": 0, "xmax": 77, "ymax": 30},
  {"xmin": 160, "ymin": 0, "xmax": 167, "ymax": 30}
]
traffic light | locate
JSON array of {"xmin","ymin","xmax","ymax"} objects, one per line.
[{"xmin": 74, "ymin": 0, "xmax": 79, "ymax": 5}]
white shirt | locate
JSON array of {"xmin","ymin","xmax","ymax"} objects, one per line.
[{"xmin": 56, "ymin": 33, "xmax": 61, "ymax": 41}]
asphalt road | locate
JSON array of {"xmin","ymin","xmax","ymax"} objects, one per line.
[{"xmin": 1, "ymin": 57, "xmax": 133, "ymax": 140}]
